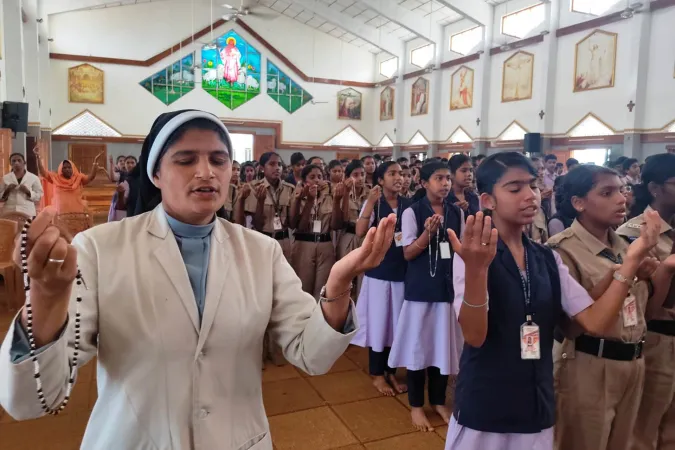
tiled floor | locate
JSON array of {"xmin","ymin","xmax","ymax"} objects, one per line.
[{"xmin": 0, "ymin": 305, "xmax": 453, "ymax": 450}]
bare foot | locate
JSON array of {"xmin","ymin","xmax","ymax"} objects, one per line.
[
  {"xmin": 386, "ymin": 373, "xmax": 408, "ymax": 394},
  {"xmin": 372, "ymin": 376, "xmax": 395, "ymax": 396},
  {"xmin": 411, "ymin": 407, "xmax": 434, "ymax": 432},
  {"xmin": 433, "ymin": 405, "xmax": 451, "ymax": 424}
]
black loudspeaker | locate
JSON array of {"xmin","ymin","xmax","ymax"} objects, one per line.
[
  {"xmin": 524, "ymin": 133, "xmax": 542, "ymax": 155},
  {"xmin": 1, "ymin": 102, "xmax": 29, "ymax": 133}
]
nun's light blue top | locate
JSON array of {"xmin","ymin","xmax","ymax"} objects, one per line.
[{"xmin": 164, "ymin": 212, "xmax": 214, "ymax": 321}]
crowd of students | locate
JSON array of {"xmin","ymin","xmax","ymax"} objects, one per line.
[{"xmin": 3, "ymin": 144, "xmax": 674, "ymax": 450}]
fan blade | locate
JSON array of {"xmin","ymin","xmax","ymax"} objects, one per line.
[{"xmin": 222, "ymin": 13, "xmax": 237, "ymax": 21}]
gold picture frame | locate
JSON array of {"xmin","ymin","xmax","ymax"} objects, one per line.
[
  {"xmin": 411, "ymin": 77, "xmax": 429, "ymax": 116},
  {"xmin": 380, "ymin": 86, "xmax": 395, "ymax": 121},
  {"xmin": 337, "ymin": 88, "xmax": 362, "ymax": 120},
  {"xmin": 574, "ymin": 30, "xmax": 618, "ymax": 93},
  {"xmin": 68, "ymin": 63, "xmax": 105, "ymax": 104},
  {"xmin": 450, "ymin": 65, "xmax": 474, "ymax": 110},
  {"xmin": 502, "ymin": 51, "xmax": 534, "ymax": 103}
]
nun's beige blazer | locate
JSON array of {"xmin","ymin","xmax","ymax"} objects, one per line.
[{"xmin": 0, "ymin": 206, "xmax": 357, "ymax": 450}]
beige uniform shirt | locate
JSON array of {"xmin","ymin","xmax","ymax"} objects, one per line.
[
  {"xmin": 244, "ymin": 179, "xmax": 294, "ymax": 232},
  {"xmin": 617, "ymin": 207, "xmax": 674, "ymax": 320},
  {"xmin": 347, "ymin": 187, "xmax": 369, "ymax": 223},
  {"xmin": 222, "ymin": 184, "xmax": 237, "ymax": 219},
  {"xmin": 298, "ymin": 185, "xmax": 334, "ymax": 234},
  {"xmin": 548, "ymin": 219, "xmax": 649, "ymax": 343}
]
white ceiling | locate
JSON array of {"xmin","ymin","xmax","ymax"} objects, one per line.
[{"xmin": 48, "ymin": 0, "xmax": 503, "ymax": 55}]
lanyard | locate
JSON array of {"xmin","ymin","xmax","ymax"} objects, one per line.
[
  {"xmin": 518, "ymin": 251, "xmax": 533, "ymax": 323},
  {"xmin": 599, "ymin": 249, "xmax": 623, "ymax": 265},
  {"xmin": 267, "ymin": 184, "xmax": 283, "ymax": 216},
  {"xmin": 377, "ymin": 196, "xmax": 403, "ymax": 232}
]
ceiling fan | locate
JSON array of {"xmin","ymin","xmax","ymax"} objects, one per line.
[{"xmin": 222, "ymin": 0, "xmax": 276, "ymax": 21}]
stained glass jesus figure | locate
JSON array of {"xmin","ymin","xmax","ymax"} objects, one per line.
[{"xmin": 220, "ymin": 37, "xmax": 241, "ymax": 85}]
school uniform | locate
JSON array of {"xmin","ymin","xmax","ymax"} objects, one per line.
[
  {"xmin": 446, "ymin": 190, "xmax": 480, "ymax": 218},
  {"xmin": 388, "ymin": 197, "xmax": 463, "ymax": 408},
  {"xmin": 352, "ymin": 195, "xmax": 411, "ymax": 376},
  {"xmin": 527, "ymin": 208, "xmax": 550, "ymax": 244},
  {"xmin": 217, "ymin": 184, "xmax": 238, "ymax": 223},
  {"xmin": 244, "ymin": 178, "xmax": 294, "ymax": 261},
  {"xmin": 445, "ymin": 236, "xmax": 593, "ymax": 450},
  {"xmin": 291, "ymin": 186, "xmax": 336, "ymax": 299},
  {"xmin": 548, "ymin": 220, "xmax": 649, "ymax": 450},
  {"xmin": 617, "ymin": 207, "xmax": 675, "ymax": 450},
  {"xmin": 336, "ymin": 186, "xmax": 369, "ymax": 260}
]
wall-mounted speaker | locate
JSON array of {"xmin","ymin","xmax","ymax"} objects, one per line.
[
  {"xmin": 1, "ymin": 102, "xmax": 29, "ymax": 133},
  {"xmin": 524, "ymin": 133, "xmax": 542, "ymax": 155}
]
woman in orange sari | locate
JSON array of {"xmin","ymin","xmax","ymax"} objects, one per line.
[{"xmin": 33, "ymin": 148, "xmax": 102, "ymax": 214}]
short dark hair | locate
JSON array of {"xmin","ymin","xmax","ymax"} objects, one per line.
[
  {"xmin": 558, "ymin": 165, "xmax": 618, "ymax": 221},
  {"xmin": 476, "ymin": 152, "xmax": 537, "ymax": 195},
  {"xmin": 566, "ymin": 158, "xmax": 579, "ymax": 169},
  {"xmin": 622, "ymin": 157, "xmax": 638, "ymax": 172},
  {"xmin": 290, "ymin": 152, "xmax": 305, "ymax": 166},
  {"xmin": 544, "ymin": 154, "xmax": 557, "ymax": 162},
  {"xmin": 449, "ymin": 154, "xmax": 471, "ymax": 174},
  {"xmin": 9, "ymin": 153, "xmax": 25, "ymax": 163},
  {"xmin": 260, "ymin": 152, "xmax": 281, "ymax": 167}
]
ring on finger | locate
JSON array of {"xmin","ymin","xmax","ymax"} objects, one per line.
[
  {"xmin": 481, "ymin": 243, "xmax": 488, "ymax": 246},
  {"xmin": 48, "ymin": 258, "xmax": 66, "ymax": 264}
]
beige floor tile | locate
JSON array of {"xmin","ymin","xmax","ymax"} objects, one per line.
[
  {"xmin": 435, "ymin": 424, "xmax": 449, "ymax": 440},
  {"xmin": 308, "ymin": 371, "xmax": 381, "ymax": 405},
  {"xmin": 262, "ymin": 363, "xmax": 301, "ymax": 384},
  {"xmin": 268, "ymin": 406, "xmax": 358, "ymax": 450},
  {"xmin": 364, "ymin": 431, "xmax": 445, "ymax": 450},
  {"xmin": 332, "ymin": 397, "xmax": 416, "ymax": 443},
  {"xmin": 263, "ymin": 377, "xmax": 326, "ymax": 417}
]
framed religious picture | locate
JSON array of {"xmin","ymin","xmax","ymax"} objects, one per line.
[
  {"xmin": 337, "ymin": 88, "xmax": 362, "ymax": 120},
  {"xmin": 411, "ymin": 77, "xmax": 429, "ymax": 116},
  {"xmin": 450, "ymin": 65, "xmax": 474, "ymax": 110},
  {"xmin": 574, "ymin": 30, "xmax": 617, "ymax": 92},
  {"xmin": 380, "ymin": 86, "xmax": 395, "ymax": 121},
  {"xmin": 502, "ymin": 51, "xmax": 534, "ymax": 103},
  {"xmin": 68, "ymin": 64, "xmax": 105, "ymax": 104}
]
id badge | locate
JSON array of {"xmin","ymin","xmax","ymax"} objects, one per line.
[
  {"xmin": 622, "ymin": 294, "xmax": 638, "ymax": 327},
  {"xmin": 520, "ymin": 322, "xmax": 541, "ymax": 360},
  {"xmin": 394, "ymin": 232, "xmax": 403, "ymax": 247},
  {"xmin": 440, "ymin": 241, "xmax": 451, "ymax": 259},
  {"xmin": 273, "ymin": 215, "xmax": 283, "ymax": 231},
  {"xmin": 313, "ymin": 220, "xmax": 322, "ymax": 234}
]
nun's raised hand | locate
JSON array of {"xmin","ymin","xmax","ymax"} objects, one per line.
[
  {"xmin": 14, "ymin": 207, "xmax": 78, "ymax": 346},
  {"xmin": 332, "ymin": 214, "xmax": 397, "ymax": 280},
  {"xmin": 447, "ymin": 211, "xmax": 498, "ymax": 271}
]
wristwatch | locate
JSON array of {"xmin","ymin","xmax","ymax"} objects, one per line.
[{"xmin": 613, "ymin": 270, "xmax": 637, "ymax": 287}]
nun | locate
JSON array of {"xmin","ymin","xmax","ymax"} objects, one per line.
[{"xmin": 0, "ymin": 110, "xmax": 397, "ymax": 450}]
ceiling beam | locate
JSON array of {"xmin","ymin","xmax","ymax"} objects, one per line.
[
  {"xmin": 42, "ymin": 0, "xmax": 169, "ymax": 16},
  {"xmin": 434, "ymin": 0, "xmax": 493, "ymax": 26},
  {"xmin": 357, "ymin": 0, "xmax": 442, "ymax": 43},
  {"xmin": 291, "ymin": 0, "xmax": 404, "ymax": 58}
]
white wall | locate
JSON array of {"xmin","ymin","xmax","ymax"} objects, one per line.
[
  {"xmin": 48, "ymin": 0, "xmax": 376, "ymax": 144},
  {"xmin": 643, "ymin": 7, "xmax": 675, "ymax": 132},
  {"xmin": 42, "ymin": 0, "xmax": 675, "ymax": 159}
]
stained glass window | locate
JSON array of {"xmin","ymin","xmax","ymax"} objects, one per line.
[
  {"xmin": 139, "ymin": 53, "xmax": 195, "ymax": 106},
  {"xmin": 201, "ymin": 30, "xmax": 261, "ymax": 110},
  {"xmin": 266, "ymin": 61, "xmax": 312, "ymax": 113}
]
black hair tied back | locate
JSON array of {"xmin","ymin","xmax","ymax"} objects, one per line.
[
  {"xmin": 630, "ymin": 153, "xmax": 675, "ymax": 218},
  {"xmin": 558, "ymin": 164, "xmax": 618, "ymax": 221}
]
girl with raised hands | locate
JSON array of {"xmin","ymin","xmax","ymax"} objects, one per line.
[
  {"xmin": 352, "ymin": 161, "xmax": 411, "ymax": 396},
  {"xmin": 445, "ymin": 152, "xmax": 660, "ymax": 450},
  {"xmin": 388, "ymin": 161, "xmax": 464, "ymax": 431}
]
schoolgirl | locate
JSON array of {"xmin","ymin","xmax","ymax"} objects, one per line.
[
  {"xmin": 336, "ymin": 160, "xmax": 370, "ymax": 260},
  {"xmin": 352, "ymin": 161, "xmax": 410, "ymax": 396},
  {"xmin": 548, "ymin": 164, "xmax": 672, "ymax": 450},
  {"xmin": 361, "ymin": 155, "xmax": 376, "ymax": 188},
  {"xmin": 445, "ymin": 153, "xmax": 660, "ymax": 450},
  {"xmin": 618, "ymin": 153, "xmax": 675, "ymax": 450},
  {"xmin": 447, "ymin": 154, "xmax": 479, "ymax": 217},
  {"xmin": 328, "ymin": 159, "xmax": 345, "ymax": 184},
  {"xmin": 289, "ymin": 164, "xmax": 344, "ymax": 298},
  {"xmin": 241, "ymin": 152, "xmax": 295, "ymax": 260},
  {"xmin": 231, "ymin": 160, "xmax": 241, "ymax": 186},
  {"xmin": 240, "ymin": 161, "xmax": 256, "ymax": 184},
  {"xmin": 400, "ymin": 164, "xmax": 414, "ymax": 198},
  {"xmin": 388, "ymin": 161, "xmax": 464, "ymax": 431}
]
